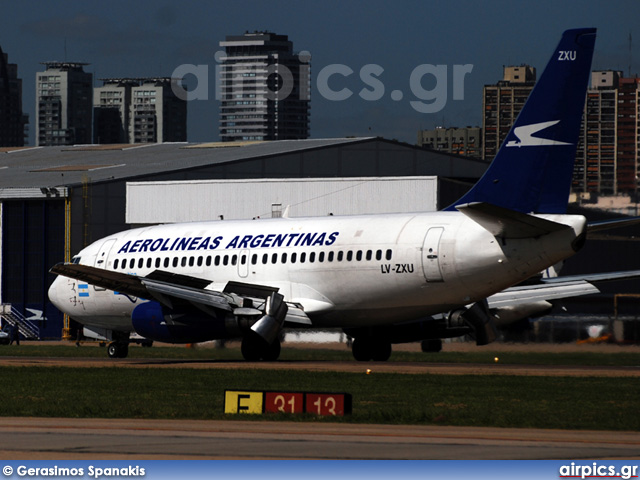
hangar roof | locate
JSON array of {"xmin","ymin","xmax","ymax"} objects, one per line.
[{"xmin": 0, "ymin": 137, "xmax": 487, "ymax": 194}]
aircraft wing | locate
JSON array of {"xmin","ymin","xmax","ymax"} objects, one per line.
[{"xmin": 49, "ymin": 263, "xmax": 311, "ymax": 325}]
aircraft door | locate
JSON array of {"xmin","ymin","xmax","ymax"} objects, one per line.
[
  {"xmin": 421, "ymin": 227, "xmax": 444, "ymax": 282},
  {"xmin": 93, "ymin": 239, "xmax": 116, "ymax": 291},
  {"xmin": 238, "ymin": 249, "xmax": 250, "ymax": 278}
]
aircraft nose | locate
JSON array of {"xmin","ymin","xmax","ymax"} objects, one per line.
[{"xmin": 48, "ymin": 276, "xmax": 65, "ymax": 312}]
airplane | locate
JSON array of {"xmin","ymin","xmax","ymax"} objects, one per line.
[{"xmin": 50, "ymin": 28, "xmax": 608, "ymax": 361}]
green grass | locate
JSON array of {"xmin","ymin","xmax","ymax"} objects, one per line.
[
  {"xmin": 1, "ymin": 342, "xmax": 640, "ymax": 366},
  {"xmin": 0, "ymin": 365, "xmax": 638, "ymax": 430},
  {"xmin": 0, "ymin": 343, "xmax": 638, "ymax": 430}
]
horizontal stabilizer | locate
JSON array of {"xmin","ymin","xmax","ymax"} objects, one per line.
[
  {"xmin": 487, "ymin": 280, "xmax": 599, "ymax": 309},
  {"xmin": 457, "ymin": 202, "xmax": 569, "ymax": 239},
  {"xmin": 541, "ymin": 269, "xmax": 640, "ymax": 284},
  {"xmin": 587, "ymin": 216, "xmax": 640, "ymax": 233}
]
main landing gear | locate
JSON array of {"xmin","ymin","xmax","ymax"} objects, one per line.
[
  {"xmin": 240, "ymin": 332, "xmax": 282, "ymax": 361},
  {"xmin": 351, "ymin": 337, "xmax": 392, "ymax": 362},
  {"xmin": 107, "ymin": 341, "xmax": 129, "ymax": 358}
]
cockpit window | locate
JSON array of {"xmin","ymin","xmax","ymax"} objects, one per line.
[{"xmin": 71, "ymin": 257, "xmax": 81, "ymax": 264}]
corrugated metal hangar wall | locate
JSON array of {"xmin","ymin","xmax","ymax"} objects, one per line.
[{"xmin": 126, "ymin": 177, "xmax": 440, "ymax": 224}]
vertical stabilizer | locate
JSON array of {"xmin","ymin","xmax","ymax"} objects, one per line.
[{"xmin": 448, "ymin": 28, "xmax": 596, "ymax": 214}]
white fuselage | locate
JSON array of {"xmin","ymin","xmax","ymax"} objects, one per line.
[{"xmin": 48, "ymin": 211, "xmax": 586, "ymax": 333}]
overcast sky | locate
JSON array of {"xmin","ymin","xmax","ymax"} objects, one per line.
[{"xmin": 2, "ymin": 0, "xmax": 639, "ymax": 144}]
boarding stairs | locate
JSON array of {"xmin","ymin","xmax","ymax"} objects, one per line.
[{"xmin": 0, "ymin": 304, "xmax": 40, "ymax": 340}]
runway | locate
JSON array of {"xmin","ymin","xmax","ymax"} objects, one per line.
[
  {"xmin": 1, "ymin": 349, "xmax": 639, "ymax": 459},
  {"xmin": 0, "ymin": 354, "xmax": 639, "ymax": 377},
  {"xmin": 1, "ymin": 417, "xmax": 639, "ymax": 460}
]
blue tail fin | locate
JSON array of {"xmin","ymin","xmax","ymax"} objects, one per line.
[{"xmin": 447, "ymin": 28, "xmax": 596, "ymax": 214}]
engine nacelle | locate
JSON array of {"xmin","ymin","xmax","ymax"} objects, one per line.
[{"xmin": 131, "ymin": 301, "xmax": 229, "ymax": 343}]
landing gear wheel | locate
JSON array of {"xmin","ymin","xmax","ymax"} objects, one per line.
[
  {"xmin": 107, "ymin": 342, "xmax": 129, "ymax": 358},
  {"xmin": 241, "ymin": 334, "xmax": 263, "ymax": 361},
  {"xmin": 352, "ymin": 338, "xmax": 392, "ymax": 361},
  {"xmin": 421, "ymin": 339, "xmax": 443, "ymax": 353},
  {"xmin": 241, "ymin": 333, "xmax": 281, "ymax": 361},
  {"xmin": 261, "ymin": 339, "xmax": 281, "ymax": 361},
  {"xmin": 352, "ymin": 338, "xmax": 372, "ymax": 361},
  {"xmin": 371, "ymin": 340, "xmax": 392, "ymax": 361}
]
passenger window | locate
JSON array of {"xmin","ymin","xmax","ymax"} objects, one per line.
[
  {"xmin": 327, "ymin": 252, "xmax": 334, "ymax": 262},
  {"xmin": 129, "ymin": 259, "xmax": 135, "ymax": 269},
  {"xmin": 262, "ymin": 253, "xmax": 268, "ymax": 265},
  {"xmin": 164, "ymin": 258, "xmax": 169, "ymax": 268},
  {"xmin": 356, "ymin": 251, "xmax": 363, "ymax": 261},
  {"xmin": 291, "ymin": 252, "xmax": 297, "ymax": 264},
  {"xmin": 366, "ymin": 250, "xmax": 372, "ymax": 261},
  {"xmin": 172, "ymin": 257, "xmax": 178, "ymax": 268},
  {"xmin": 189, "ymin": 257, "xmax": 195, "ymax": 267},
  {"xmin": 251, "ymin": 254, "xmax": 257, "ymax": 265},
  {"xmin": 114, "ymin": 259, "xmax": 119, "ymax": 269},
  {"xmin": 309, "ymin": 252, "xmax": 315, "ymax": 263},
  {"xmin": 197, "ymin": 256, "xmax": 203, "ymax": 267},
  {"xmin": 222, "ymin": 255, "xmax": 229, "ymax": 266},
  {"xmin": 181, "ymin": 257, "xmax": 187, "ymax": 267},
  {"xmin": 206, "ymin": 256, "xmax": 212, "ymax": 267},
  {"xmin": 300, "ymin": 252, "xmax": 306, "ymax": 263},
  {"xmin": 281, "ymin": 253, "xmax": 288, "ymax": 263},
  {"xmin": 215, "ymin": 256, "xmax": 221, "ymax": 266},
  {"xmin": 346, "ymin": 251, "xmax": 353, "ymax": 261},
  {"xmin": 271, "ymin": 253, "xmax": 278, "ymax": 264},
  {"xmin": 241, "ymin": 254, "xmax": 247, "ymax": 265},
  {"xmin": 386, "ymin": 249, "xmax": 393, "ymax": 260},
  {"xmin": 376, "ymin": 250, "xmax": 382, "ymax": 261},
  {"xmin": 155, "ymin": 258, "xmax": 160, "ymax": 268},
  {"xmin": 319, "ymin": 252, "xmax": 325, "ymax": 262},
  {"xmin": 231, "ymin": 255, "xmax": 238, "ymax": 266},
  {"xmin": 337, "ymin": 251, "xmax": 344, "ymax": 262}
]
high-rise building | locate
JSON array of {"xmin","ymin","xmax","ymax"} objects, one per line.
[
  {"xmin": 417, "ymin": 126, "xmax": 482, "ymax": 157},
  {"xmin": 573, "ymin": 71, "xmax": 640, "ymax": 195},
  {"xmin": 36, "ymin": 62, "xmax": 92, "ymax": 146},
  {"xmin": 219, "ymin": 31, "xmax": 310, "ymax": 142},
  {"xmin": 94, "ymin": 78, "xmax": 136, "ymax": 144},
  {"xmin": 94, "ymin": 78, "xmax": 187, "ymax": 144},
  {"xmin": 131, "ymin": 78, "xmax": 187, "ymax": 144},
  {"xmin": 482, "ymin": 65, "xmax": 536, "ymax": 160},
  {"xmin": 0, "ymin": 46, "xmax": 27, "ymax": 146}
]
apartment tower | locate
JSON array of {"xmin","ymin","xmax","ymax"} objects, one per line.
[{"xmin": 219, "ymin": 31, "xmax": 310, "ymax": 142}]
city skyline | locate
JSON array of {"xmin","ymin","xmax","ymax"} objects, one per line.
[{"xmin": 2, "ymin": 0, "xmax": 639, "ymax": 144}]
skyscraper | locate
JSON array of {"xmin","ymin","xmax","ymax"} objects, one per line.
[
  {"xmin": 36, "ymin": 62, "xmax": 92, "ymax": 146},
  {"xmin": 573, "ymin": 71, "xmax": 640, "ymax": 195},
  {"xmin": 482, "ymin": 65, "xmax": 536, "ymax": 160},
  {"xmin": 0, "ymin": 46, "xmax": 27, "ymax": 147},
  {"xmin": 131, "ymin": 78, "xmax": 187, "ymax": 143},
  {"xmin": 219, "ymin": 31, "xmax": 310, "ymax": 142},
  {"xmin": 94, "ymin": 78, "xmax": 187, "ymax": 144}
]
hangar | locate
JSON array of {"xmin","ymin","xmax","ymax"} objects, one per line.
[{"xmin": 0, "ymin": 137, "xmax": 488, "ymax": 339}]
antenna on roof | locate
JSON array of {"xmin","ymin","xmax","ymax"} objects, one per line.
[{"xmin": 629, "ymin": 32, "xmax": 633, "ymax": 78}]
